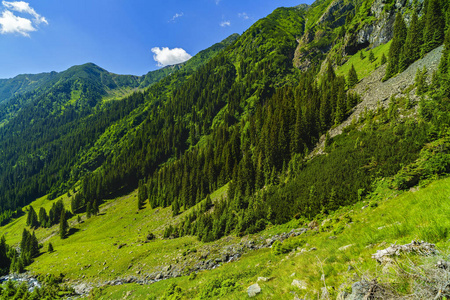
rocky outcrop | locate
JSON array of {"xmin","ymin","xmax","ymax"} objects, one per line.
[
  {"xmin": 295, "ymin": 0, "xmax": 426, "ymax": 69},
  {"xmin": 309, "ymin": 45, "xmax": 444, "ymax": 158},
  {"xmin": 71, "ymin": 227, "xmax": 310, "ymax": 297},
  {"xmin": 372, "ymin": 240, "xmax": 437, "ymax": 263},
  {"xmin": 317, "ymin": 0, "xmax": 354, "ymax": 28}
]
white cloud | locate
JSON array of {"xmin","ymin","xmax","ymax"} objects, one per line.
[
  {"xmin": 151, "ymin": 47, "xmax": 192, "ymax": 67},
  {"xmin": 238, "ymin": 12, "xmax": 249, "ymax": 20},
  {"xmin": 0, "ymin": 9, "xmax": 34, "ymax": 36},
  {"xmin": 215, "ymin": 0, "xmax": 221, "ymax": 4},
  {"xmin": 220, "ymin": 20, "xmax": 230, "ymax": 27},
  {"xmin": 169, "ymin": 12, "xmax": 183, "ymax": 22},
  {"xmin": 3, "ymin": 1, "xmax": 47, "ymax": 24},
  {"xmin": 0, "ymin": 1, "xmax": 47, "ymax": 37}
]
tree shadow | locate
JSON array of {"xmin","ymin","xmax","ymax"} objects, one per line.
[{"xmin": 67, "ymin": 227, "xmax": 80, "ymax": 237}]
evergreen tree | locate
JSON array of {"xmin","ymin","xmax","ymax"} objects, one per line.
[
  {"xmin": 26, "ymin": 206, "xmax": 39, "ymax": 229},
  {"xmin": 368, "ymin": 50, "xmax": 375, "ymax": 62},
  {"xmin": 0, "ymin": 236, "xmax": 10, "ymax": 271},
  {"xmin": 38, "ymin": 207, "xmax": 49, "ymax": 228},
  {"xmin": 138, "ymin": 180, "xmax": 147, "ymax": 210},
  {"xmin": 415, "ymin": 66, "xmax": 429, "ymax": 95},
  {"xmin": 421, "ymin": 0, "xmax": 445, "ymax": 55},
  {"xmin": 48, "ymin": 242, "xmax": 54, "ymax": 253},
  {"xmin": 30, "ymin": 232, "xmax": 39, "ymax": 258},
  {"xmin": 381, "ymin": 53, "xmax": 387, "ymax": 65},
  {"xmin": 347, "ymin": 64, "xmax": 359, "ymax": 88},
  {"xmin": 59, "ymin": 210, "xmax": 68, "ymax": 239},
  {"xmin": 385, "ymin": 12, "xmax": 407, "ymax": 80},
  {"xmin": 399, "ymin": 12, "xmax": 421, "ymax": 72},
  {"xmin": 86, "ymin": 202, "xmax": 92, "ymax": 219},
  {"xmin": 92, "ymin": 199, "xmax": 99, "ymax": 216},
  {"xmin": 205, "ymin": 194, "xmax": 213, "ymax": 210},
  {"xmin": 439, "ymin": 28, "xmax": 450, "ymax": 97}
]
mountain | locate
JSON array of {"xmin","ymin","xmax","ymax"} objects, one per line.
[
  {"xmin": 0, "ymin": 0, "xmax": 449, "ymax": 298},
  {"xmin": 0, "ymin": 33, "xmax": 240, "ymax": 219},
  {"xmin": 0, "ymin": 33, "xmax": 239, "ymax": 128}
]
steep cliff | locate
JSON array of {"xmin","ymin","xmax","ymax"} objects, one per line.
[{"xmin": 294, "ymin": 0, "xmax": 426, "ymax": 70}]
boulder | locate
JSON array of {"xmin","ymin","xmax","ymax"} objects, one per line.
[
  {"xmin": 292, "ymin": 279, "xmax": 307, "ymax": 290},
  {"xmin": 247, "ymin": 283, "xmax": 261, "ymax": 297},
  {"xmin": 372, "ymin": 240, "xmax": 436, "ymax": 263}
]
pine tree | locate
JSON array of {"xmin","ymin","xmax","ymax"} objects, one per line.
[
  {"xmin": 92, "ymin": 199, "xmax": 99, "ymax": 216},
  {"xmin": 26, "ymin": 206, "xmax": 39, "ymax": 229},
  {"xmin": 59, "ymin": 210, "xmax": 68, "ymax": 239},
  {"xmin": 38, "ymin": 207, "xmax": 48, "ymax": 228},
  {"xmin": 369, "ymin": 50, "xmax": 375, "ymax": 62},
  {"xmin": 381, "ymin": 53, "xmax": 387, "ymax": 65},
  {"xmin": 384, "ymin": 12, "xmax": 407, "ymax": 80},
  {"xmin": 48, "ymin": 243, "xmax": 54, "ymax": 253},
  {"xmin": 421, "ymin": 0, "xmax": 445, "ymax": 55},
  {"xmin": 138, "ymin": 181, "xmax": 146, "ymax": 210},
  {"xmin": 415, "ymin": 66, "xmax": 428, "ymax": 95},
  {"xmin": 439, "ymin": 28, "xmax": 450, "ymax": 97},
  {"xmin": 399, "ymin": 12, "xmax": 421, "ymax": 72},
  {"xmin": 30, "ymin": 232, "xmax": 39, "ymax": 258},
  {"xmin": 205, "ymin": 194, "xmax": 213, "ymax": 210},
  {"xmin": 347, "ymin": 64, "xmax": 359, "ymax": 88},
  {"xmin": 86, "ymin": 202, "xmax": 92, "ymax": 219}
]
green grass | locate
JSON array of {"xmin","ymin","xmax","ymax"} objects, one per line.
[
  {"xmin": 1, "ymin": 172, "xmax": 449, "ymax": 299},
  {"xmin": 336, "ymin": 41, "xmax": 391, "ymax": 83},
  {"xmin": 91, "ymin": 176, "xmax": 450, "ymax": 299}
]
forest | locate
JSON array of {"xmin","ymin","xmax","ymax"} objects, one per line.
[{"xmin": 0, "ymin": 0, "xmax": 449, "ymax": 248}]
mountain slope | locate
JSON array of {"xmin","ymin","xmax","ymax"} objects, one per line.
[
  {"xmin": 0, "ymin": 0, "xmax": 449, "ymax": 298},
  {"xmin": 0, "ymin": 34, "xmax": 239, "ymax": 223}
]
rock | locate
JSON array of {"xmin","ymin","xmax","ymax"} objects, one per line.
[
  {"xmin": 339, "ymin": 244, "xmax": 354, "ymax": 251},
  {"xmin": 436, "ymin": 260, "xmax": 450, "ymax": 270},
  {"xmin": 308, "ymin": 220, "xmax": 319, "ymax": 229},
  {"xmin": 117, "ymin": 243, "xmax": 126, "ymax": 249},
  {"xmin": 310, "ymin": 247, "xmax": 317, "ymax": 251},
  {"xmin": 155, "ymin": 273, "xmax": 162, "ymax": 280},
  {"xmin": 348, "ymin": 281, "xmax": 366, "ymax": 300},
  {"xmin": 321, "ymin": 287, "xmax": 330, "ymax": 299},
  {"xmin": 337, "ymin": 290, "xmax": 350, "ymax": 300},
  {"xmin": 257, "ymin": 277, "xmax": 269, "ymax": 282},
  {"xmin": 372, "ymin": 240, "xmax": 436, "ymax": 263},
  {"xmin": 73, "ymin": 283, "xmax": 93, "ymax": 295},
  {"xmin": 347, "ymin": 265, "xmax": 354, "ymax": 272},
  {"xmin": 247, "ymin": 283, "xmax": 261, "ymax": 297},
  {"xmin": 291, "ymin": 279, "xmax": 307, "ymax": 290},
  {"xmin": 329, "ymin": 236, "xmax": 337, "ymax": 240}
]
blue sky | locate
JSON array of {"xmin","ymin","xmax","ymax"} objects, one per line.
[{"xmin": 0, "ymin": 0, "xmax": 314, "ymax": 79}]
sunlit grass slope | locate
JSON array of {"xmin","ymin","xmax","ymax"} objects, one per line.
[{"xmin": 88, "ymin": 176, "xmax": 450, "ymax": 299}]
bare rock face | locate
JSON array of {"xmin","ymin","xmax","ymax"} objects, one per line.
[
  {"xmin": 294, "ymin": 0, "xmax": 426, "ymax": 70},
  {"xmin": 317, "ymin": 0, "xmax": 354, "ymax": 28}
]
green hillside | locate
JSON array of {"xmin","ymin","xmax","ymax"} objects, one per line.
[{"xmin": 0, "ymin": 0, "xmax": 449, "ymax": 298}]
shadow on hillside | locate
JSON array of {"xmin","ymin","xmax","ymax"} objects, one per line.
[{"xmin": 68, "ymin": 227, "xmax": 80, "ymax": 236}]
